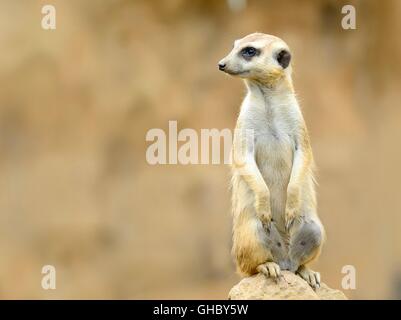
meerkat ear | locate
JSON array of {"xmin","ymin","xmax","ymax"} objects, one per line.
[{"xmin": 276, "ymin": 50, "xmax": 291, "ymax": 69}]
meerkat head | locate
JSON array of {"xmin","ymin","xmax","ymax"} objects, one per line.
[{"xmin": 218, "ymin": 33, "xmax": 292, "ymax": 88}]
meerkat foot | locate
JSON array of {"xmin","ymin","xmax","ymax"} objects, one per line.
[
  {"xmin": 296, "ymin": 265, "xmax": 321, "ymax": 289},
  {"xmin": 256, "ymin": 262, "xmax": 281, "ymax": 278}
]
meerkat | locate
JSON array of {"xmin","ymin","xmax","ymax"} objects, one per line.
[{"xmin": 218, "ymin": 33, "xmax": 325, "ymax": 289}]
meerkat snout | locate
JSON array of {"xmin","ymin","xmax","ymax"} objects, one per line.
[{"xmin": 218, "ymin": 33, "xmax": 293, "ymax": 86}]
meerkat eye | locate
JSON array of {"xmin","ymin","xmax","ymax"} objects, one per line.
[
  {"xmin": 276, "ymin": 49, "xmax": 291, "ymax": 69},
  {"xmin": 240, "ymin": 47, "xmax": 258, "ymax": 59}
]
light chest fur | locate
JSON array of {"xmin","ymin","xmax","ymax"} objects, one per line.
[{"xmin": 236, "ymin": 85, "xmax": 303, "ymax": 224}]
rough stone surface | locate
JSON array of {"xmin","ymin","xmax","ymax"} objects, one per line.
[{"xmin": 228, "ymin": 271, "xmax": 348, "ymax": 300}]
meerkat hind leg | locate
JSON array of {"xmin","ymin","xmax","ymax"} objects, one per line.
[
  {"xmin": 289, "ymin": 219, "xmax": 323, "ymax": 289},
  {"xmin": 289, "ymin": 219, "xmax": 323, "ymax": 269},
  {"xmin": 233, "ymin": 217, "xmax": 281, "ymax": 277}
]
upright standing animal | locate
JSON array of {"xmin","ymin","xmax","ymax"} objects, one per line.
[{"xmin": 219, "ymin": 33, "xmax": 325, "ymax": 289}]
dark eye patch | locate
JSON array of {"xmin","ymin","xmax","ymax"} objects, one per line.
[
  {"xmin": 276, "ymin": 49, "xmax": 291, "ymax": 69},
  {"xmin": 240, "ymin": 47, "xmax": 259, "ymax": 60}
]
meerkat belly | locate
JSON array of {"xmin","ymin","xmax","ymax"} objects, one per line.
[{"xmin": 255, "ymin": 132, "xmax": 293, "ymax": 225}]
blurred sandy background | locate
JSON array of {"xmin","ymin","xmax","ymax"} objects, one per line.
[{"xmin": 0, "ymin": 0, "xmax": 400, "ymax": 299}]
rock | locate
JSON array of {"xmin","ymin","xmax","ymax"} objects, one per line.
[{"xmin": 228, "ymin": 271, "xmax": 348, "ymax": 300}]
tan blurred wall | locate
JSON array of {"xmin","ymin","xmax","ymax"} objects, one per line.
[{"xmin": 0, "ymin": 0, "xmax": 400, "ymax": 299}]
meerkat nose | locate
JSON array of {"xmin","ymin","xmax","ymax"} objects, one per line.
[{"xmin": 218, "ymin": 62, "xmax": 226, "ymax": 71}]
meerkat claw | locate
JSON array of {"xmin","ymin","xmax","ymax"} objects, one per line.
[
  {"xmin": 315, "ymin": 272, "xmax": 321, "ymax": 288},
  {"xmin": 257, "ymin": 262, "xmax": 281, "ymax": 278},
  {"xmin": 285, "ymin": 217, "xmax": 295, "ymax": 232},
  {"xmin": 262, "ymin": 219, "xmax": 272, "ymax": 231}
]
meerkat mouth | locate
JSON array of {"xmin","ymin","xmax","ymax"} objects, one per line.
[{"xmin": 226, "ymin": 70, "xmax": 249, "ymax": 76}]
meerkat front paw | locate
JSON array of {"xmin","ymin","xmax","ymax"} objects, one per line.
[
  {"xmin": 285, "ymin": 184, "xmax": 300, "ymax": 231},
  {"xmin": 257, "ymin": 262, "xmax": 281, "ymax": 278},
  {"xmin": 284, "ymin": 208, "xmax": 296, "ymax": 231},
  {"xmin": 296, "ymin": 265, "xmax": 321, "ymax": 289},
  {"xmin": 254, "ymin": 194, "xmax": 272, "ymax": 228}
]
